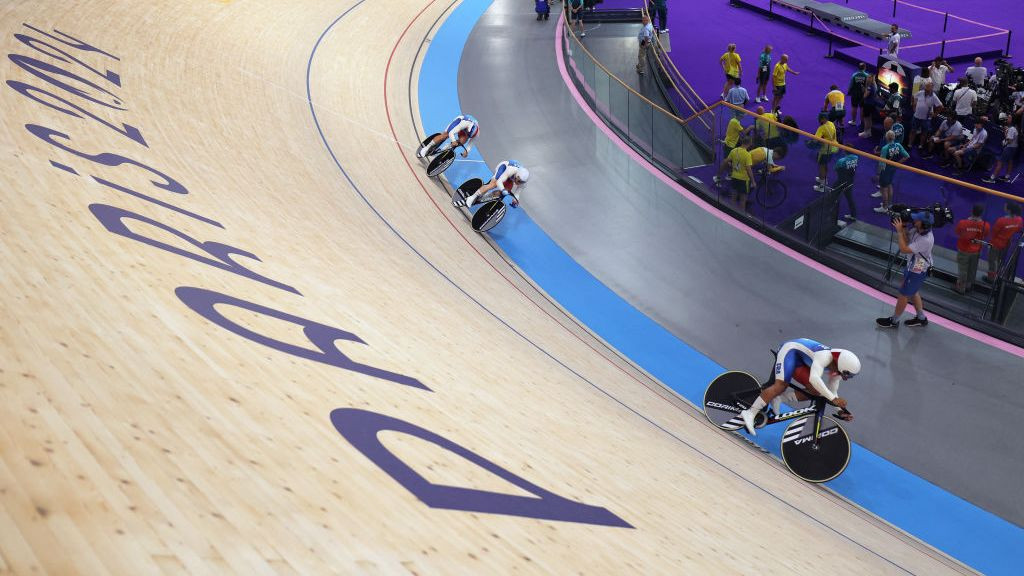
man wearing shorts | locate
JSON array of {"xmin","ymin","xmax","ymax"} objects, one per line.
[
  {"xmin": 877, "ymin": 211, "xmax": 935, "ymax": 328},
  {"xmin": 983, "ymin": 113, "xmax": 1019, "ymax": 183},
  {"xmin": 873, "ymin": 129, "xmax": 909, "ymax": 213},
  {"xmin": 847, "ymin": 63, "xmax": 869, "ymax": 128},
  {"xmin": 720, "ymin": 114, "xmax": 751, "ymax": 158},
  {"xmin": 813, "ymin": 112, "xmax": 838, "ymax": 192},
  {"xmin": 718, "ymin": 136, "xmax": 754, "ymax": 212},
  {"xmin": 771, "ymin": 54, "xmax": 797, "ymax": 114},
  {"xmin": 909, "ymin": 82, "xmax": 942, "ymax": 152},
  {"xmin": 952, "ymin": 117, "xmax": 987, "ymax": 175},
  {"xmin": 720, "ymin": 43, "xmax": 742, "ymax": 99},
  {"xmin": 755, "ymin": 44, "xmax": 772, "ymax": 103}
]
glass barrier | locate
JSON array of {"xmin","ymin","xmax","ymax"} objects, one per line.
[{"xmin": 560, "ymin": 19, "xmax": 1024, "ymax": 345}]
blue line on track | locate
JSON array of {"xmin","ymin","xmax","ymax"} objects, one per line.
[
  {"xmin": 415, "ymin": 1, "xmax": 1023, "ymax": 574},
  {"xmin": 306, "ymin": 0, "xmax": 1019, "ymax": 573}
]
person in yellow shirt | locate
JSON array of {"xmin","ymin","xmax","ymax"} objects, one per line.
[
  {"xmin": 749, "ymin": 144, "xmax": 786, "ymax": 168},
  {"xmin": 713, "ymin": 135, "xmax": 755, "ymax": 211},
  {"xmin": 722, "ymin": 115, "xmax": 753, "ymax": 158},
  {"xmin": 770, "ymin": 54, "xmax": 799, "ymax": 114},
  {"xmin": 754, "ymin": 105, "xmax": 781, "ymax": 147},
  {"xmin": 823, "ymin": 83, "xmax": 846, "ymax": 139},
  {"xmin": 720, "ymin": 43, "xmax": 742, "ymax": 98},
  {"xmin": 813, "ymin": 112, "xmax": 839, "ymax": 192}
]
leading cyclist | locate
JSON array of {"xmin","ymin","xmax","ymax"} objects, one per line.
[
  {"xmin": 417, "ymin": 114, "xmax": 480, "ymax": 159},
  {"xmin": 739, "ymin": 338, "xmax": 860, "ymax": 435}
]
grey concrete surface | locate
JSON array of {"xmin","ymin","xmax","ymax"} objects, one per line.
[{"xmin": 460, "ymin": 0, "xmax": 1024, "ymax": 526}]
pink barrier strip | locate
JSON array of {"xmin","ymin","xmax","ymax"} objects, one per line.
[
  {"xmin": 553, "ymin": 14, "xmax": 1024, "ymax": 358},
  {"xmin": 896, "ymin": 0, "xmax": 1008, "ymax": 33},
  {"xmin": 902, "ymin": 31, "xmax": 1008, "ymax": 50}
]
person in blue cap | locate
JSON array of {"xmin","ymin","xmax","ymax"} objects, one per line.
[{"xmin": 877, "ymin": 210, "xmax": 935, "ymax": 328}]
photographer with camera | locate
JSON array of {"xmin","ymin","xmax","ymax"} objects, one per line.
[{"xmin": 876, "ymin": 210, "xmax": 935, "ymax": 328}]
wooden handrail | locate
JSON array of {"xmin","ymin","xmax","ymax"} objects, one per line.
[
  {"xmin": 562, "ymin": 15, "xmax": 699, "ymax": 130},
  {"xmin": 638, "ymin": 5, "xmax": 712, "ymax": 130},
  {"xmin": 643, "ymin": 7, "xmax": 711, "ymax": 112}
]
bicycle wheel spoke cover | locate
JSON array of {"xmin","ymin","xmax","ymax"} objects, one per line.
[
  {"xmin": 427, "ymin": 149, "xmax": 455, "ymax": 177},
  {"xmin": 471, "ymin": 200, "xmax": 506, "ymax": 232},
  {"xmin": 457, "ymin": 178, "xmax": 483, "ymax": 195},
  {"xmin": 703, "ymin": 371, "xmax": 760, "ymax": 429},
  {"xmin": 420, "ymin": 133, "xmax": 441, "ymax": 148},
  {"xmin": 780, "ymin": 416, "xmax": 851, "ymax": 483}
]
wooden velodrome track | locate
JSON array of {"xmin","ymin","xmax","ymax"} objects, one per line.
[{"xmin": 0, "ymin": 1, "xmax": 974, "ymax": 573}]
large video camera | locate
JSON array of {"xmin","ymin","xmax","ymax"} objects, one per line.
[
  {"xmin": 888, "ymin": 203, "xmax": 954, "ymax": 229},
  {"xmin": 984, "ymin": 59, "xmax": 1024, "ymax": 117}
]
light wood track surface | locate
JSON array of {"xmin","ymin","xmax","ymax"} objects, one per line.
[{"xmin": 0, "ymin": 0, "xmax": 972, "ymax": 573}]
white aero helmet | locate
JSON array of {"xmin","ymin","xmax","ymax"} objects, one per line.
[
  {"xmin": 517, "ymin": 167, "xmax": 530, "ymax": 183},
  {"xmin": 834, "ymin": 349, "xmax": 861, "ymax": 378}
]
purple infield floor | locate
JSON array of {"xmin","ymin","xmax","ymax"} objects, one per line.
[{"xmin": 591, "ymin": 0, "xmax": 1024, "ymax": 264}]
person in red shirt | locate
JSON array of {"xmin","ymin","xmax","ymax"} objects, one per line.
[
  {"xmin": 953, "ymin": 204, "xmax": 990, "ymax": 294},
  {"xmin": 986, "ymin": 202, "xmax": 1024, "ymax": 282}
]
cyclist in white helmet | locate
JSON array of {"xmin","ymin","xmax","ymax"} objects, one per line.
[
  {"xmin": 740, "ymin": 337, "xmax": 860, "ymax": 436},
  {"xmin": 417, "ymin": 114, "xmax": 480, "ymax": 159},
  {"xmin": 456, "ymin": 160, "xmax": 529, "ymax": 208}
]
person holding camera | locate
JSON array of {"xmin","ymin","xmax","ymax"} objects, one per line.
[{"xmin": 876, "ymin": 211, "xmax": 935, "ymax": 328}]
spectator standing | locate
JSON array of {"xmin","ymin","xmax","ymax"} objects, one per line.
[
  {"xmin": 847, "ymin": 63, "xmax": 869, "ymax": 128},
  {"xmin": 883, "ymin": 82, "xmax": 903, "ymax": 119},
  {"xmin": 966, "ymin": 57, "xmax": 988, "ymax": 87},
  {"xmin": 535, "ymin": 0, "xmax": 550, "ymax": 20},
  {"xmin": 928, "ymin": 57, "xmax": 954, "ymax": 87},
  {"xmin": 909, "ymin": 82, "xmax": 942, "ymax": 151},
  {"xmin": 725, "ymin": 77, "xmax": 750, "ymax": 113},
  {"xmin": 813, "ymin": 112, "xmax": 839, "ymax": 192},
  {"xmin": 873, "ymin": 115, "xmax": 904, "ymax": 155},
  {"xmin": 950, "ymin": 79, "xmax": 978, "ymax": 125},
  {"xmin": 636, "ymin": 15, "xmax": 654, "ymax": 75},
  {"xmin": 568, "ymin": 0, "xmax": 585, "ymax": 37},
  {"xmin": 952, "ymin": 117, "xmax": 988, "ymax": 175},
  {"xmin": 834, "ymin": 151, "xmax": 859, "ymax": 225},
  {"xmin": 911, "ymin": 67, "xmax": 931, "ymax": 97},
  {"xmin": 720, "ymin": 44, "xmax": 742, "ymax": 98},
  {"xmin": 985, "ymin": 203, "xmax": 1024, "ymax": 282},
  {"xmin": 983, "ymin": 113, "xmax": 1019, "ymax": 183},
  {"xmin": 714, "ymin": 136, "xmax": 755, "ymax": 212},
  {"xmin": 824, "ymin": 84, "xmax": 846, "ymax": 125},
  {"xmin": 953, "ymin": 204, "xmax": 991, "ymax": 294},
  {"xmin": 771, "ymin": 54, "xmax": 798, "ymax": 113},
  {"xmin": 923, "ymin": 116, "xmax": 963, "ymax": 161},
  {"xmin": 886, "ymin": 23, "xmax": 901, "ymax": 57},
  {"xmin": 755, "ymin": 45, "xmax": 773, "ymax": 103},
  {"xmin": 721, "ymin": 114, "xmax": 751, "ymax": 158},
  {"xmin": 873, "ymin": 129, "xmax": 910, "ymax": 213},
  {"xmin": 858, "ymin": 74, "xmax": 880, "ymax": 138},
  {"xmin": 648, "ymin": 0, "xmax": 667, "ymax": 33},
  {"xmin": 755, "ymin": 106, "xmax": 782, "ymax": 148},
  {"xmin": 876, "ymin": 211, "xmax": 935, "ymax": 328}
]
